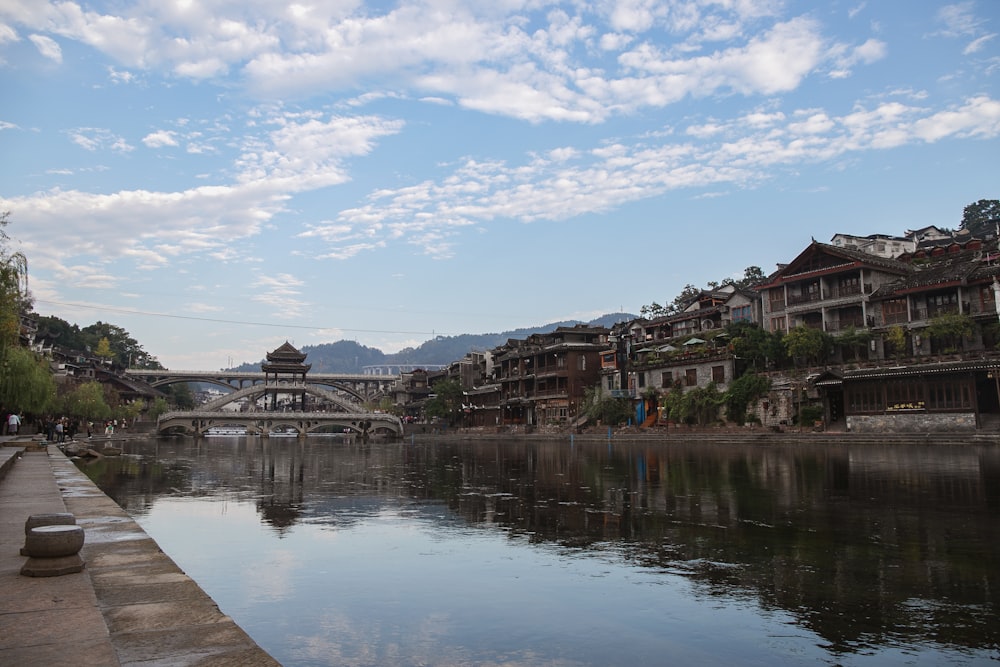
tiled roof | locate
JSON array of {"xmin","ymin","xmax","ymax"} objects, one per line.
[
  {"xmin": 764, "ymin": 242, "xmax": 912, "ymax": 287},
  {"xmin": 845, "ymin": 358, "xmax": 1000, "ymax": 379},
  {"xmin": 870, "ymin": 246, "xmax": 1000, "ymax": 298}
]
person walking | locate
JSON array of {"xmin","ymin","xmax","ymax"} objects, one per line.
[{"xmin": 7, "ymin": 412, "xmax": 21, "ymax": 435}]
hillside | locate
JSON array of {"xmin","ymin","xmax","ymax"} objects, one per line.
[{"xmin": 233, "ymin": 312, "xmax": 634, "ymax": 373}]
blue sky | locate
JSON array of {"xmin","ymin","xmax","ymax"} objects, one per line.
[{"xmin": 1, "ymin": 1, "xmax": 998, "ymax": 371}]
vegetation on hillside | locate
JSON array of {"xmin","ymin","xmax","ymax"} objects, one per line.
[
  {"xmin": 959, "ymin": 199, "xmax": 1000, "ymax": 238},
  {"xmin": 34, "ymin": 315, "xmax": 163, "ymax": 369}
]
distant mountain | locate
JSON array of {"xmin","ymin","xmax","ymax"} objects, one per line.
[{"xmin": 232, "ymin": 313, "xmax": 635, "ymax": 373}]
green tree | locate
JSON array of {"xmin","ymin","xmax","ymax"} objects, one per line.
[
  {"xmin": 886, "ymin": 325, "xmax": 907, "ymax": 360},
  {"xmin": 82, "ymin": 322, "xmax": 162, "ymax": 369},
  {"xmin": 94, "ymin": 336, "xmax": 115, "ymax": 362},
  {"xmin": 0, "ymin": 212, "xmax": 30, "ymax": 351},
  {"xmin": 582, "ymin": 386, "xmax": 632, "ymax": 425},
  {"xmin": 959, "ymin": 199, "xmax": 1000, "ymax": 237},
  {"xmin": 425, "ymin": 378, "xmax": 463, "ymax": 424},
  {"xmin": 148, "ymin": 397, "xmax": 170, "ymax": 420},
  {"xmin": 669, "ymin": 284, "xmax": 701, "ymax": 314},
  {"xmin": 835, "ymin": 326, "xmax": 872, "ymax": 362},
  {"xmin": 683, "ymin": 384, "xmax": 724, "ymax": 426},
  {"xmin": 117, "ymin": 400, "xmax": 144, "ymax": 424},
  {"xmin": 724, "ymin": 373, "xmax": 771, "ymax": 425},
  {"xmin": 660, "ymin": 382, "xmax": 723, "ymax": 426},
  {"xmin": 0, "ymin": 346, "xmax": 56, "ymax": 415},
  {"xmin": 639, "ymin": 302, "xmax": 667, "ymax": 318},
  {"xmin": 784, "ymin": 325, "xmax": 833, "ymax": 367},
  {"xmin": 726, "ymin": 321, "xmax": 786, "ymax": 372},
  {"xmin": 722, "ymin": 265, "xmax": 767, "ymax": 289},
  {"xmin": 163, "ymin": 383, "xmax": 195, "ymax": 410},
  {"xmin": 35, "ymin": 315, "xmax": 85, "ymax": 350},
  {"xmin": 661, "ymin": 383, "xmax": 686, "ymax": 423},
  {"xmin": 925, "ymin": 312, "xmax": 974, "ymax": 352},
  {"xmin": 62, "ymin": 381, "xmax": 112, "ymax": 421},
  {"xmin": 641, "ymin": 267, "xmax": 768, "ymax": 321}
]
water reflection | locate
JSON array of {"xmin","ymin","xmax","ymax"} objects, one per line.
[{"xmin": 79, "ymin": 437, "xmax": 1000, "ymax": 666}]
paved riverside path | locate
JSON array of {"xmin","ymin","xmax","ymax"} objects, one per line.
[{"xmin": 0, "ymin": 440, "xmax": 280, "ymax": 666}]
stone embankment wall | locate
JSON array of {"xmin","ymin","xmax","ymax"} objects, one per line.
[{"xmin": 847, "ymin": 412, "xmax": 977, "ymax": 433}]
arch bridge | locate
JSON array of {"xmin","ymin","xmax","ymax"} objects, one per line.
[
  {"xmin": 126, "ymin": 369, "xmax": 398, "ymax": 403},
  {"xmin": 140, "ymin": 370, "xmax": 404, "ymax": 438},
  {"xmin": 157, "ymin": 410, "xmax": 404, "ymax": 438}
]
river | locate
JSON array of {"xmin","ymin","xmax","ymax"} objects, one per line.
[{"xmin": 76, "ymin": 435, "xmax": 1000, "ymax": 666}]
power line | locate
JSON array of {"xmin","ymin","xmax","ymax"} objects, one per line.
[{"xmin": 32, "ymin": 299, "xmax": 444, "ymax": 337}]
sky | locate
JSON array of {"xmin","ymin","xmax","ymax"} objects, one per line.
[{"xmin": 1, "ymin": 1, "xmax": 998, "ymax": 371}]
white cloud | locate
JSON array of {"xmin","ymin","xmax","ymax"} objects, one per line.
[
  {"xmin": 28, "ymin": 33, "xmax": 61, "ymax": 62},
  {"xmin": 1, "ymin": 3, "xmax": 880, "ymax": 124},
  {"xmin": 189, "ymin": 303, "xmax": 224, "ymax": 313},
  {"xmin": 68, "ymin": 127, "xmax": 134, "ymax": 153},
  {"xmin": 317, "ymin": 95, "xmax": 1000, "ymax": 258},
  {"xmin": 964, "ymin": 33, "xmax": 996, "ymax": 55},
  {"xmin": 143, "ymin": 130, "xmax": 179, "ymax": 148},
  {"xmin": 936, "ymin": 2, "xmax": 982, "ymax": 38},
  {"xmin": 250, "ymin": 272, "xmax": 309, "ymax": 316},
  {"xmin": 911, "ymin": 95, "xmax": 1000, "ymax": 142},
  {"xmin": 107, "ymin": 66, "xmax": 135, "ymax": 84},
  {"xmin": 0, "ymin": 23, "xmax": 18, "ymax": 44}
]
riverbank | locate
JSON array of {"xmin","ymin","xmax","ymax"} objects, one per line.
[
  {"xmin": 0, "ymin": 437, "xmax": 280, "ymax": 666},
  {"xmin": 402, "ymin": 422, "xmax": 1000, "ymax": 445}
]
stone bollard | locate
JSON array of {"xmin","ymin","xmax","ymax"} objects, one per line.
[
  {"xmin": 20, "ymin": 512, "xmax": 76, "ymax": 555},
  {"xmin": 20, "ymin": 524, "xmax": 86, "ymax": 577}
]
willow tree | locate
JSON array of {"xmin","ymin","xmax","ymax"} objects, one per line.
[
  {"xmin": 60, "ymin": 381, "xmax": 112, "ymax": 422},
  {"xmin": 1, "ymin": 346, "xmax": 55, "ymax": 414},
  {"xmin": 0, "ymin": 212, "xmax": 54, "ymax": 415},
  {"xmin": 0, "ymin": 212, "xmax": 29, "ymax": 350}
]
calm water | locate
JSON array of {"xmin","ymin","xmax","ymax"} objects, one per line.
[{"xmin": 78, "ymin": 436, "xmax": 999, "ymax": 667}]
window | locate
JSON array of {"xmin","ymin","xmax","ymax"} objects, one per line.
[
  {"xmin": 685, "ymin": 369, "xmax": 698, "ymax": 386},
  {"xmin": 661, "ymin": 371, "xmax": 672, "ymax": 387},
  {"xmin": 980, "ymin": 285, "xmax": 996, "ymax": 313},
  {"xmin": 637, "ymin": 374, "xmax": 646, "ymax": 388},
  {"xmin": 770, "ymin": 316, "xmax": 787, "ymax": 333},
  {"xmin": 712, "ymin": 366, "xmax": 725, "ymax": 383},
  {"xmin": 882, "ymin": 298, "xmax": 907, "ymax": 325},
  {"xmin": 838, "ymin": 275, "xmax": 860, "ymax": 295},
  {"xmin": 578, "ymin": 355, "xmax": 586, "ymax": 371},
  {"xmin": 731, "ymin": 304, "xmax": 752, "ymax": 322}
]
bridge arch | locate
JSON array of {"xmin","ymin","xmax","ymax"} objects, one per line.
[
  {"xmin": 156, "ymin": 411, "xmax": 404, "ymax": 438},
  {"xmin": 198, "ymin": 384, "xmax": 364, "ymax": 413}
]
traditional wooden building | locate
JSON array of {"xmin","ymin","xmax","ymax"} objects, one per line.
[
  {"xmin": 493, "ymin": 325, "xmax": 609, "ymax": 428},
  {"xmin": 261, "ymin": 341, "xmax": 311, "ymax": 411},
  {"xmin": 842, "ymin": 359, "xmax": 1000, "ymax": 432},
  {"xmin": 758, "ymin": 241, "xmax": 913, "ymax": 336}
]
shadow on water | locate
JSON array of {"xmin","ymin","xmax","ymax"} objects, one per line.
[{"xmin": 78, "ymin": 436, "xmax": 1000, "ymax": 664}]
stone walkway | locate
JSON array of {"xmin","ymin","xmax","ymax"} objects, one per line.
[{"xmin": 0, "ymin": 440, "xmax": 280, "ymax": 666}]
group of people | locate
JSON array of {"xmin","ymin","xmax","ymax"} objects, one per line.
[{"xmin": 1, "ymin": 413, "xmax": 127, "ymax": 441}]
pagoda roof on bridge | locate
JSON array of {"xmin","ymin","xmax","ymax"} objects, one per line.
[{"xmin": 262, "ymin": 341, "xmax": 311, "ymax": 374}]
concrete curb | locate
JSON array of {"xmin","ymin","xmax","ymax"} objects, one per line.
[{"xmin": 0, "ymin": 445, "xmax": 281, "ymax": 666}]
